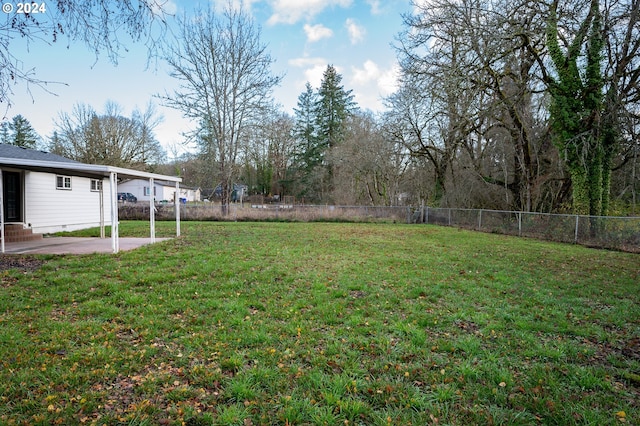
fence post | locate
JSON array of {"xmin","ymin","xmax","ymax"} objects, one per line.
[
  {"xmin": 518, "ymin": 212, "xmax": 522, "ymax": 237},
  {"xmin": 448, "ymin": 208, "xmax": 452, "ymax": 226},
  {"xmin": 478, "ymin": 209, "xmax": 483, "ymax": 230},
  {"xmin": 426, "ymin": 205, "xmax": 429, "ymax": 224},
  {"xmin": 406, "ymin": 206, "xmax": 411, "ymax": 224},
  {"xmin": 574, "ymin": 215, "xmax": 579, "ymax": 243}
]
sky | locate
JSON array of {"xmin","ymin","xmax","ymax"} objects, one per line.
[{"xmin": 4, "ymin": 0, "xmax": 412, "ymax": 157}]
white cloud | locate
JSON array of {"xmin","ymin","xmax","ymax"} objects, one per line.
[
  {"xmin": 349, "ymin": 60, "xmax": 399, "ymax": 110},
  {"xmin": 304, "ymin": 24, "xmax": 333, "ymax": 42},
  {"xmin": 289, "ymin": 57, "xmax": 328, "ymax": 88},
  {"xmin": 366, "ymin": 0, "xmax": 382, "ymax": 14},
  {"xmin": 352, "ymin": 59, "xmax": 380, "ymax": 85},
  {"xmin": 304, "ymin": 64, "xmax": 329, "ymax": 88},
  {"xmin": 345, "ymin": 18, "xmax": 366, "ymax": 45},
  {"xmin": 288, "ymin": 57, "xmax": 327, "ymax": 68},
  {"xmin": 267, "ymin": 0, "xmax": 352, "ymax": 25},
  {"xmin": 377, "ymin": 64, "xmax": 400, "ymax": 96},
  {"xmin": 210, "ymin": 0, "xmax": 261, "ymax": 13}
]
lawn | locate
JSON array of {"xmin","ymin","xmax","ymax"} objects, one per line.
[{"xmin": 0, "ymin": 221, "xmax": 638, "ymax": 425}]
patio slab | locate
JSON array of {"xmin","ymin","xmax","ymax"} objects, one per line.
[{"xmin": 2, "ymin": 237, "xmax": 171, "ymax": 255}]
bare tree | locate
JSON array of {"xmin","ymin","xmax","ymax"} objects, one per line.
[
  {"xmin": 384, "ymin": 74, "xmax": 463, "ymax": 207},
  {"xmin": 133, "ymin": 101, "xmax": 164, "ymax": 170},
  {"xmin": 397, "ymin": 0, "xmax": 640, "ymax": 214},
  {"xmin": 50, "ymin": 101, "xmax": 165, "ymax": 169},
  {"xmin": 159, "ymin": 4, "xmax": 281, "ymax": 214},
  {"xmin": 242, "ymin": 110, "xmax": 295, "ymax": 198},
  {"xmin": 331, "ymin": 111, "xmax": 407, "ymax": 206},
  {"xmin": 0, "ymin": 0, "xmax": 170, "ymax": 108},
  {"xmin": 396, "ymin": 0, "xmax": 564, "ymax": 211}
]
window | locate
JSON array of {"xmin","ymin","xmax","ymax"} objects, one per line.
[
  {"xmin": 144, "ymin": 186, "xmax": 157, "ymax": 196},
  {"xmin": 56, "ymin": 175, "xmax": 72, "ymax": 190},
  {"xmin": 90, "ymin": 179, "xmax": 103, "ymax": 192}
]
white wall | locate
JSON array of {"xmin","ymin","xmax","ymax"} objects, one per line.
[
  {"xmin": 179, "ymin": 187, "xmax": 201, "ymax": 202},
  {"xmin": 25, "ymin": 171, "xmax": 112, "ymax": 234},
  {"xmin": 159, "ymin": 184, "xmax": 176, "ymax": 202},
  {"xmin": 117, "ymin": 179, "xmax": 148, "ymax": 201},
  {"xmin": 119, "ymin": 179, "xmax": 178, "ymax": 203}
]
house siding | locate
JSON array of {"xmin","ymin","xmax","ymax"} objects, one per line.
[
  {"xmin": 25, "ymin": 171, "xmax": 111, "ymax": 233},
  {"xmin": 159, "ymin": 185, "xmax": 176, "ymax": 201},
  {"xmin": 118, "ymin": 179, "xmax": 149, "ymax": 201},
  {"xmin": 118, "ymin": 179, "xmax": 179, "ymax": 203},
  {"xmin": 179, "ymin": 187, "xmax": 201, "ymax": 202}
]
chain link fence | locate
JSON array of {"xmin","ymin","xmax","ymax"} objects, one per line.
[
  {"xmin": 415, "ymin": 206, "xmax": 640, "ymax": 253},
  {"xmin": 130, "ymin": 203, "xmax": 412, "ymax": 223},
  {"xmin": 118, "ymin": 202, "xmax": 640, "ymax": 252}
]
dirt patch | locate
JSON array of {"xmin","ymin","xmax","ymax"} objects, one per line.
[
  {"xmin": 0, "ymin": 255, "xmax": 46, "ymax": 272},
  {"xmin": 621, "ymin": 337, "xmax": 640, "ymax": 361}
]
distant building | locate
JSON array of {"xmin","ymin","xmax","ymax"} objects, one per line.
[{"xmin": 118, "ymin": 179, "xmax": 201, "ymax": 203}]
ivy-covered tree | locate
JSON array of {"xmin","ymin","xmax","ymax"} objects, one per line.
[{"xmin": 546, "ymin": 0, "xmax": 609, "ymax": 216}]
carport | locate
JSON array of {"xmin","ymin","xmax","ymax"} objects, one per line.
[
  {"xmin": 2, "ymin": 236, "xmax": 173, "ymax": 254},
  {"xmin": 0, "ymin": 156, "xmax": 182, "ymax": 254}
]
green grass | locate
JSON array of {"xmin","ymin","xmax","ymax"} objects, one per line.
[{"xmin": 2, "ymin": 221, "xmax": 639, "ymax": 425}]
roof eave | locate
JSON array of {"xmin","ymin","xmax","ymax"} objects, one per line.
[{"xmin": 0, "ymin": 158, "xmax": 182, "ymax": 183}]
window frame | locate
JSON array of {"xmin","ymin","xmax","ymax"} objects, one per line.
[
  {"xmin": 56, "ymin": 175, "xmax": 72, "ymax": 190},
  {"xmin": 90, "ymin": 179, "xmax": 103, "ymax": 192}
]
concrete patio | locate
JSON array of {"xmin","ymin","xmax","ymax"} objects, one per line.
[{"xmin": 2, "ymin": 236, "xmax": 171, "ymax": 254}]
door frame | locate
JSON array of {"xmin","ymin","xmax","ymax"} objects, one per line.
[{"xmin": 2, "ymin": 170, "xmax": 23, "ymax": 223}]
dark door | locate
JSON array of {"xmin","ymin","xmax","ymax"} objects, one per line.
[{"xmin": 2, "ymin": 171, "xmax": 21, "ymax": 222}]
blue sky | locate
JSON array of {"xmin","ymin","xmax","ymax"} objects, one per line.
[{"xmin": 6, "ymin": 0, "xmax": 411, "ymax": 155}]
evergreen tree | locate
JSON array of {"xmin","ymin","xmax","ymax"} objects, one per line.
[
  {"xmin": 314, "ymin": 65, "xmax": 356, "ymax": 200},
  {"xmin": 315, "ymin": 65, "xmax": 356, "ymax": 153},
  {"xmin": 293, "ymin": 82, "xmax": 320, "ymax": 168},
  {"xmin": 290, "ymin": 82, "xmax": 321, "ymax": 200},
  {"xmin": 8, "ymin": 115, "xmax": 39, "ymax": 149},
  {"xmin": 0, "ymin": 121, "xmax": 9, "ymax": 144},
  {"xmin": 289, "ymin": 67, "xmax": 357, "ymax": 202}
]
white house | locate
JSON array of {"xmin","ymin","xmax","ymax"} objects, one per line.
[
  {"xmin": 178, "ymin": 186, "xmax": 201, "ymax": 203},
  {"xmin": 118, "ymin": 179, "xmax": 201, "ymax": 203},
  {"xmin": 0, "ymin": 144, "xmax": 182, "ymax": 253}
]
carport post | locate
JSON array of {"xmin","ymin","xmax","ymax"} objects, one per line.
[
  {"xmin": 149, "ymin": 177, "xmax": 155, "ymax": 243},
  {"xmin": 0, "ymin": 168, "xmax": 4, "ymax": 254},
  {"xmin": 175, "ymin": 181, "xmax": 181, "ymax": 237},
  {"xmin": 110, "ymin": 172, "xmax": 119, "ymax": 253},
  {"xmin": 99, "ymin": 184, "xmax": 105, "ymax": 239}
]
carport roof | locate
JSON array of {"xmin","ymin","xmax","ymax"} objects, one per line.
[{"xmin": 0, "ymin": 143, "xmax": 181, "ymax": 182}]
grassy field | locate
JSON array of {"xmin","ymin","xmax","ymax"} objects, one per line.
[{"xmin": 0, "ymin": 221, "xmax": 638, "ymax": 425}]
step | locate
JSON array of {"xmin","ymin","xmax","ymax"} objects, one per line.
[{"xmin": 2, "ymin": 225, "xmax": 43, "ymax": 243}]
